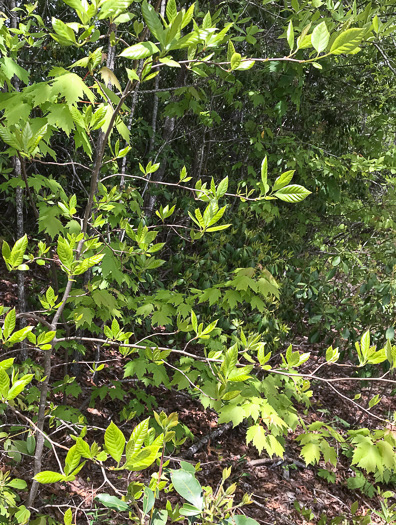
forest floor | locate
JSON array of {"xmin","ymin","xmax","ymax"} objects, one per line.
[{"xmin": 0, "ymin": 270, "xmax": 394, "ymax": 524}]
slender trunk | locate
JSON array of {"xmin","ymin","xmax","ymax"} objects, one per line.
[
  {"xmin": 120, "ymin": 60, "xmax": 144, "ymax": 189},
  {"xmin": 144, "ymin": 62, "xmax": 186, "ymax": 216},
  {"xmin": 143, "ymin": 0, "xmax": 166, "ymax": 214},
  {"xmin": 73, "ymin": 23, "xmax": 117, "ymax": 378},
  {"xmin": 92, "ymin": 340, "xmax": 102, "ymax": 385},
  {"xmin": 27, "ymin": 278, "xmax": 74, "ymax": 507},
  {"xmin": 197, "ymin": 132, "xmax": 206, "ymax": 179},
  {"xmin": 15, "ymin": 166, "xmax": 28, "ymax": 361},
  {"xmin": 9, "ymin": 0, "xmax": 28, "ymax": 361},
  {"xmin": 200, "ymin": 130, "xmax": 211, "ymax": 179},
  {"xmin": 149, "ymin": 72, "xmax": 161, "ymax": 153},
  {"xmin": 145, "ymin": 115, "xmax": 175, "ymax": 216}
]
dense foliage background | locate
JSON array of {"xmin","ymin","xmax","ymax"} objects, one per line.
[{"xmin": 0, "ymin": 0, "xmax": 395, "ymax": 523}]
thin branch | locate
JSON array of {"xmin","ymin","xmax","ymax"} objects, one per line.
[
  {"xmin": 16, "ymin": 312, "xmax": 52, "ymax": 329},
  {"xmin": 100, "ymin": 466, "xmax": 125, "ymax": 497},
  {"xmin": 134, "ymin": 330, "xmax": 179, "ymax": 345},
  {"xmin": 33, "ymin": 158, "xmax": 91, "ymax": 171},
  {"xmin": 54, "ymin": 336, "xmax": 220, "ymax": 362},
  {"xmin": 372, "ymin": 42, "xmax": 396, "ymax": 75},
  {"xmin": 269, "ymin": 367, "xmax": 396, "ymax": 385},
  {"xmin": 7, "ymin": 404, "xmax": 67, "ymax": 473},
  {"xmin": 326, "ymin": 381, "xmax": 389, "ymax": 423},
  {"xmin": 163, "ymin": 361, "xmax": 216, "ymax": 400},
  {"xmin": 101, "ymin": 173, "xmax": 260, "ymax": 201}
]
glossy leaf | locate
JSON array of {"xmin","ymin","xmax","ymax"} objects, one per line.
[
  {"xmin": 330, "ymin": 28, "xmax": 364, "ymax": 55},
  {"xmin": 95, "ymin": 494, "xmax": 129, "ymax": 511},
  {"xmin": 119, "ymin": 42, "xmax": 160, "ymax": 59},
  {"xmin": 34, "ymin": 471, "xmax": 66, "ymax": 484},
  {"xmin": 104, "ymin": 422, "xmax": 125, "ymax": 464},
  {"xmin": 171, "ymin": 470, "xmax": 203, "ymax": 510},
  {"xmin": 274, "ymin": 185, "xmax": 311, "ymax": 203},
  {"xmin": 311, "ymin": 21, "xmax": 329, "ymax": 53}
]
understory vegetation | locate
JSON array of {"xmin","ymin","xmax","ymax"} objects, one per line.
[{"xmin": 0, "ymin": 0, "xmax": 395, "ymax": 523}]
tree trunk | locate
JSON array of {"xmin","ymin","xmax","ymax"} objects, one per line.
[{"xmin": 9, "ymin": 0, "xmax": 28, "ymax": 361}]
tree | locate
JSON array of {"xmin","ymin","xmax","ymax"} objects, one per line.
[{"xmin": 0, "ymin": 0, "xmax": 395, "ymax": 523}]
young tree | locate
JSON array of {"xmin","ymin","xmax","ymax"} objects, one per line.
[{"xmin": 0, "ymin": 0, "xmax": 395, "ymax": 523}]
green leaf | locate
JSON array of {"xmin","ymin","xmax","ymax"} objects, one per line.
[
  {"xmin": 57, "ymin": 239, "xmax": 74, "ymax": 269},
  {"xmin": 98, "ymin": 0, "xmax": 134, "ymax": 20},
  {"xmin": 3, "ymin": 308, "xmax": 16, "ymax": 339},
  {"xmin": 8, "ymin": 478, "xmax": 27, "ymax": 489},
  {"xmin": 10, "ymin": 234, "xmax": 28, "ymax": 268},
  {"xmin": 64, "ymin": 508, "xmax": 72, "ymax": 525},
  {"xmin": 7, "ymin": 326, "xmax": 34, "ymax": 344},
  {"xmin": 104, "ymin": 421, "xmax": 125, "ymax": 464},
  {"xmin": 142, "ymin": 0, "xmax": 165, "ymax": 47},
  {"xmin": 64, "ymin": 445, "xmax": 81, "ymax": 476},
  {"xmin": 228, "ymin": 365, "xmax": 253, "ymax": 382},
  {"xmin": 159, "ymin": 57, "xmax": 181, "ymax": 68},
  {"xmin": 119, "ymin": 42, "xmax": 160, "ymax": 59},
  {"xmin": 181, "ymin": 3, "xmax": 195, "ymax": 28},
  {"xmin": 2, "ymin": 240, "xmax": 11, "ymax": 263},
  {"xmin": 143, "ymin": 487, "xmax": 155, "ymax": 515},
  {"xmin": 217, "ymin": 176, "xmax": 228, "ymax": 198},
  {"xmin": 360, "ymin": 330, "xmax": 370, "ymax": 360},
  {"xmin": 76, "ymin": 438, "xmax": 91, "ymax": 458},
  {"xmin": 126, "ymin": 418, "xmax": 149, "ymax": 461},
  {"xmin": 34, "ymin": 471, "xmax": 66, "ymax": 484},
  {"xmin": 296, "ymin": 23, "xmax": 311, "ymax": 49},
  {"xmin": 230, "ymin": 52, "xmax": 241, "ymax": 70},
  {"xmin": 37, "ymin": 331, "xmax": 56, "ymax": 346},
  {"xmin": 0, "ymin": 368, "xmax": 10, "ymax": 397},
  {"xmin": 246, "ymin": 424, "xmax": 267, "ymax": 454},
  {"xmin": 7, "ymin": 374, "xmax": 34, "ymax": 400},
  {"xmin": 51, "ymin": 18, "xmax": 77, "ymax": 46},
  {"xmin": 191, "ymin": 310, "xmax": 198, "ymax": 332},
  {"xmin": 311, "ymin": 21, "xmax": 329, "ymax": 54},
  {"xmin": 73, "ymin": 253, "xmax": 104, "ymax": 275},
  {"xmin": 51, "ymin": 72, "xmax": 95, "ymax": 105},
  {"xmin": 272, "ymin": 170, "xmax": 294, "ymax": 191},
  {"xmin": 179, "ymin": 503, "xmax": 202, "ymax": 517},
  {"xmin": 325, "ymin": 346, "xmax": 339, "ymax": 363},
  {"xmin": 218, "ymin": 404, "xmax": 246, "ymax": 427},
  {"xmin": 261, "ymin": 156, "xmax": 268, "ymax": 190},
  {"xmin": 287, "ymin": 20, "xmax": 294, "ymax": 51},
  {"xmin": 330, "ymin": 28, "xmax": 364, "ymax": 55},
  {"xmin": 171, "ymin": 470, "xmax": 203, "ymax": 510},
  {"xmin": 98, "ymin": 67, "xmax": 122, "ymax": 91},
  {"xmin": 221, "ymin": 390, "xmax": 241, "ymax": 400},
  {"xmin": 206, "ymin": 224, "xmax": 231, "ymax": 232},
  {"xmin": 15, "ymin": 506, "xmax": 30, "ymax": 524},
  {"xmin": 227, "ymin": 40, "xmax": 235, "ymax": 62},
  {"xmin": 200, "ymin": 319, "xmax": 218, "ymax": 337},
  {"xmin": 347, "ymin": 473, "xmax": 366, "ymax": 490},
  {"xmin": 0, "ymin": 358, "xmax": 14, "ymax": 370},
  {"xmin": 301, "ymin": 442, "xmax": 321, "ymax": 465},
  {"xmin": 221, "ymin": 345, "xmax": 238, "ymax": 377},
  {"xmin": 274, "ymin": 184, "xmax": 311, "ymax": 203},
  {"xmin": 0, "ymin": 57, "xmax": 29, "ymax": 84},
  {"xmin": 166, "ymin": 0, "xmax": 177, "ymax": 22},
  {"xmin": 63, "ymin": 0, "xmax": 84, "ymax": 11},
  {"xmin": 152, "ymin": 509, "xmax": 168, "ymax": 525},
  {"xmin": 126, "ymin": 445, "xmax": 160, "ymax": 470},
  {"xmin": 95, "ymin": 494, "xmax": 129, "ymax": 511},
  {"xmin": 351, "ymin": 439, "xmax": 382, "ymax": 474}
]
